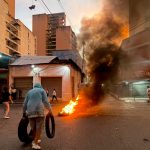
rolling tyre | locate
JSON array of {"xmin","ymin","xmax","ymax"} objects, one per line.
[
  {"xmin": 18, "ymin": 116, "xmax": 34, "ymax": 143},
  {"xmin": 45, "ymin": 113, "xmax": 55, "ymax": 138}
]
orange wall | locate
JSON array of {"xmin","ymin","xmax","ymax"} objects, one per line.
[
  {"xmin": 33, "ymin": 14, "xmax": 48, "ymax": 55},
  {"xmin": 56, "ymin": 26, "xmax": 71, "ymax": 50},
  {"xmin": 8, "ymin": 0, "xmax": 15, "ymax": 17}
]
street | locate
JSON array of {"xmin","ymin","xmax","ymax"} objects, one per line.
[{"xmin": 0, "ymin": 97, "xmax": 150, "ymax": 150}]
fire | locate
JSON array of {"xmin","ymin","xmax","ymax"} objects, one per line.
[{"xmin": 58, "ymin": 95, "xmax": 79, "ymax": 116}]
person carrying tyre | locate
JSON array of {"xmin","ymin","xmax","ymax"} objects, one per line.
[{"xmin": 23, "ymin": 83, "xmax": 53, "ymax": 150}]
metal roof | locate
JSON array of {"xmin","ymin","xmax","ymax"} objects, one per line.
[
  {"xmin": 10, "ymin": 56, "xmax": 58, "ymax": 66},
  {"xmin": 51, "ymin": 50, "xmax": 83, "ymax": 70}
]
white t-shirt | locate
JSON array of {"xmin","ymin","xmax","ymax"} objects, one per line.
[{"xmin": 52, "ymin": 90, "xmax": 56, "ymax": 96}]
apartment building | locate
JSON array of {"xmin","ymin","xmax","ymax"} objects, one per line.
[
  {"xmin": 122, "ymin": 0, "xmax": 150, "ymax": 75},
  {"xmin": 129, "ymin": 0, "xmax": 150, "ymax": 35},
  {"xmin": 0, "ymin": 0, "xmax": 37, "ymax": 97},
  {"xmin": 0, "ymin": 0, "xmax": 36, "ymax": 57},
  {"xmin": 33, "ymin": 12, "xmax": 77, "ymax": 56},
  {"xmin": 118, "ymin": 0, "xmax": 150, "ymax": 99}
]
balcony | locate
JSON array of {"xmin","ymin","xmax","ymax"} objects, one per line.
[
  {"xmin": 6, "ymin": 21, "xmax": 20, "ymax": 33},
  {"xmin": 6, "ymin": 29, "xmax": 20, "ymax": 41}
]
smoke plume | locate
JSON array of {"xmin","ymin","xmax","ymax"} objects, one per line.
[{"xmin": 78, "ymin": 0, "xmax": 129, "ymax": 104}]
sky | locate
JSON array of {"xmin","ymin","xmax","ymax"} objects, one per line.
[{"xmin": 15, "ymin": 0, "xmax": 102, "ymax": 34}]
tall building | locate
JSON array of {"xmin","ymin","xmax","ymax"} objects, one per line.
[
  {"xmin": 119, "ymin": 0, "xmax": 150, "ymax": 99},
  {"xmin": 0, "ymin": 0, "xmax": 37, "ymax": 57},
  {"xmin": 129, "ymin": 0, "xmax": 150, "ymax": 35},
  {"xmin": 0, "ymin": 0, "xmax": 37, "ymax": 96},
  {"xmin": 33, "ymin": 12, "xmax": 77, "ymax": 56}
]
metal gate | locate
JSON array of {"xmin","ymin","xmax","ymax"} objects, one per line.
[
  {"xmin": 41, "ymin": 77, "xmax": 62, "ymax": 98},
  {"xmin": 14, "ymin": 77, "xmax": 33, "ymax": 100}
]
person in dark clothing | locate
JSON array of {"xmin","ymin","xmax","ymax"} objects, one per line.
[
  {"xmin": 1, "ymin": 87, "xmax": 11, "ymax": 119},
  {"xmin": 10, "ymin": 86, "xmax": 17, "ymax": 101}
]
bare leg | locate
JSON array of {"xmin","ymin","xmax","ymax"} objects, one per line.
[{"xmin": 3, "ymin": 102, "xmax": 10, "ymax": 117}]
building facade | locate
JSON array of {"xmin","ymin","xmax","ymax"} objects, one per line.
[
  {"xmin": 118, "ymin": 0, "xmax": 150, "ymax": 100},
  {"xmin": 33, "ymin": 12, "xmax": 77, "ymax": 56},
  {"xmin": 0, "ymin": 0, "xmax": 37, "ymax": 57},
  {"xmin": 129, "ymin": 0, "xmax": 150, "ymax": 35},
  {"xmin": 9, "ymin": 56, "xmax": 82, "ymax": 102},
  {"xmin": 0, "ymin": 0, "xmax": 37, "ymax": 99}
]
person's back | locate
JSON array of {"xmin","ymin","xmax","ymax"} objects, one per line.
[
  {"xmin": 23, "ymin": 83, "xmax": 52, "ymax": 149},
  {"xmin": 23, "ymin": 83, "xmax": 50, "ymax": 118}
]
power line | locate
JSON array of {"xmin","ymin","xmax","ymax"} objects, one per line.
[
  {"xmin": 56, "ymin": 0, "xmax": 78, "ymax": 33},
  {"xmin": 32, "ymin": 0, "xmax": 77, "ymax": 51},
  {"xmin": 36, "ymin": 0, "xmax": 48, "ymax": 13},
  {"xmin": 39, "ymin": 0, "xmax": 53, "ymax": 14}
]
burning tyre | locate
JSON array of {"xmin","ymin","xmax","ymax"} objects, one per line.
[
  {"xmin": 18, "ymin": 116, "xmax": 34, "ymax": 143},
  {"xmin": 45, "ymin": 112, "xmax": 55, "ymax": 138}
]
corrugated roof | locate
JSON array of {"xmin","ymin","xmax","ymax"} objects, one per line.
[{"xmin": 10, "ymin": 56, "xmax": 58, "ymax": 65}]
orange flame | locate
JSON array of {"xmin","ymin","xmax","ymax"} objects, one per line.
[{"xmin": 59, "ymin": 95, "xmax": 79, "ymax": 115}]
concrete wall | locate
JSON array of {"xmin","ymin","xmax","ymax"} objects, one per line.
[
  {"xmin": 56, "ymin": 26, "xmax": 71, "ymax": 50},
  {"xmin": 56, "ymin": 26, "xmax": 77, "ymax": 50},
  {"xmin": 19, "ymin": 20, "xmax": 37, "ymax": 56}
]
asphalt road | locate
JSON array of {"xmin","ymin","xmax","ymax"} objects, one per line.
[{"xmin": 0, "ymin": 97, "xmax": 150, "ymax": 150}]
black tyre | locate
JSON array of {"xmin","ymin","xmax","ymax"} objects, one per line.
[
  {"xmin": 45, "ymin": 113, "xmax": 55, "ymax": 138},
  {"xmin": 18, "ymin": 116, "xmax": 34, "ymax": 143}
]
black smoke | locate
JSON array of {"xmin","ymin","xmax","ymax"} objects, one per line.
[{"xmin": 78, "ymin": 0, "xmax": 129, "ymax": 104}]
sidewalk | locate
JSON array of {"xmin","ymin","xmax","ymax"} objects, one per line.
[{"xmin": 119, "ymin": 97, "xmax": 148, "ymax": 103}]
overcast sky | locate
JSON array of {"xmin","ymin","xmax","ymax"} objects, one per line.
[{"xmin": 15, "ymin": 0, "xmax": 102, "ymax": 33}]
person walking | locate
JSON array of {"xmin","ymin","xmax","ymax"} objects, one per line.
[
  {"xmin": 147, "ymin": 86, "xmax": 150, "ymax": 103},
  {"xmin": 23, "ymin": 83, "xmax": 53, "ymax": 150},
  {"xmin": 52, "ymin": 89, "xmax": 58, "ymax": 102},
  {"xmin": 1, "ymin": 87, "xmax": 11, "ymax": 119}
]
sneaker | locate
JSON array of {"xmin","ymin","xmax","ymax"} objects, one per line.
[
  {"xmin": 32, "ymin": 142, "xmax": 41, "ymax": 149},
  {"xmin": 32, "ymin": 140, "xmax": 41, "ymax": 144},
  {"xmin": 4, "ymin": 116, "xmax": 10, "ymax": 119}
]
